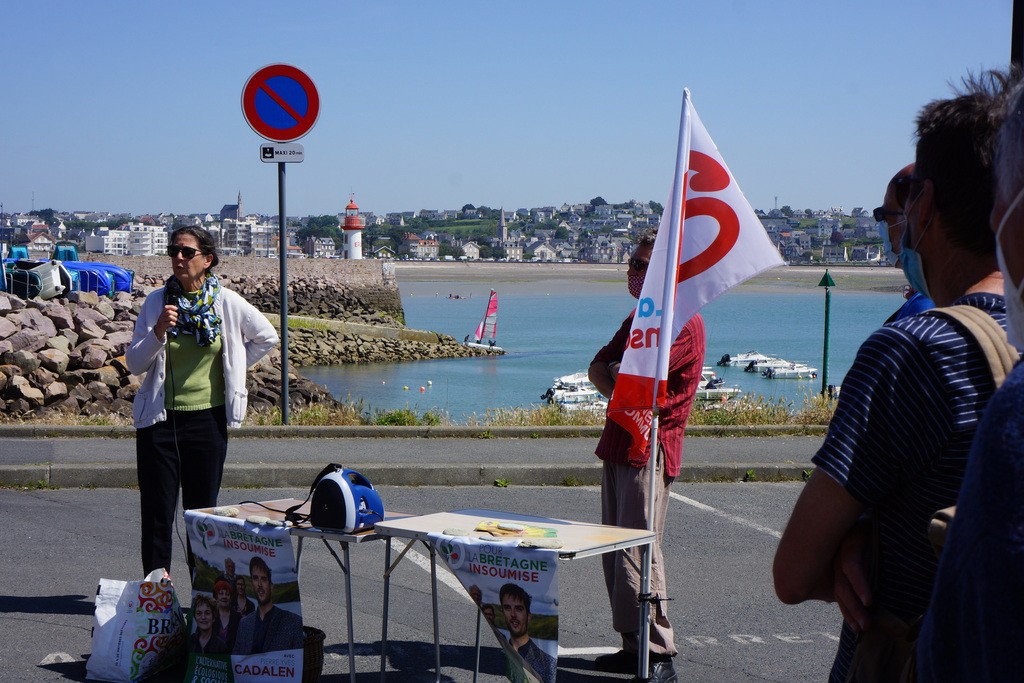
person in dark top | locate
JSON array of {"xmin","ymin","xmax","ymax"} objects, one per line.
[
  {"xmin": 875, "ymin": 164, "xmax": 935, "ymax": 322},
  {"xmin": 233, "ymin": 556, "xmax": 304, "ymax": 655},
  {"xmin": 499, "ymin": 583, "xmax": 556, "ymax": 683},
  {"xmin": 774, "ymin": 69, "xmax": 1017, "ymax": 682},
  {"xmin": 588, "ymin": 228, "xmax": 705, "ymax": 683},
  {"xmin": 916, "ymin": 74, "xmax": 1024, "ymax": 682},
  {"xmin": 189, "ymin": 594, "xmax": 227, "ymax": 655}
]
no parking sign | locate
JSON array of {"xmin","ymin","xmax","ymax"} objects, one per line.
[{"xmin": 241, "ymin": 64, "xmax": 320, "ymax": 142}]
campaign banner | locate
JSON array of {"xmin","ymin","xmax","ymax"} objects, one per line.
[
  {"xmin": 184, "ymin": 510, "xmax": 305, "ymax": 683},
  {"xmin": 430, "ymin": 527, "xmax": 560, "ymax": 683}
]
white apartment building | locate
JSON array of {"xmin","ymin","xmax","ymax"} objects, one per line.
[
  {"xmin": 85, "ymin": 228, "xmax": 130, "ymax": 255},
  {"xmin": 127, "ymin": 224, "xmax": 169, "ymax": 256}
]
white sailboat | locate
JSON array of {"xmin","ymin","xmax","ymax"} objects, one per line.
[{"xmin": 464, "ymin": 289, "xmax": 503, "ymax": 352}]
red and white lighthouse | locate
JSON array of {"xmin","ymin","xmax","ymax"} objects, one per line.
[{"xmin": 342, "ymin": 195, "xmax": 365, "ymax": 260}]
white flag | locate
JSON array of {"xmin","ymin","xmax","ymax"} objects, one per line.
[{"xmin": 608, "ymin": 91, "xmax": 784, "ymax": 461}]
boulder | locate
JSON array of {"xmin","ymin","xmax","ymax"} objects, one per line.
[
  {"xmin": 38, "ymin": 348, "xmax": 70, "ymax": 374},
  {"xmin": 0, "ymin": 317, "xmax": 19, "ymax": 339},
  {"xmin": 1, "ymin": 349, "xmax": 41, "ymax": 374},
  {"xmin": 68, "ymin": 290, "xmax": 100, "ymax": 306},
  {"xmin": 16, "ymin": 306, "xmax": 58, "ymax": 338},
  {"xmin": 5, "ymin": 329, "xmax": 48, "ymax": 353},
  {"xmin": 44, "ymin": 381, "xmax": 68, "ymax": 403}
]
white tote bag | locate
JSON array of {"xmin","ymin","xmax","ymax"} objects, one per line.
[{"xmin": 86, "ymin": 569, "xmax": 185, "ymax": 682}]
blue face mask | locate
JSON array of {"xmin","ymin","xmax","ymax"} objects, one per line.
[
  {"xmin": 878, "ymin": 221, "xmax": 900, "ymax": 266},
  {"xmin": 900, "ymin": 192, "xmax": 931, "ymax": 299}
]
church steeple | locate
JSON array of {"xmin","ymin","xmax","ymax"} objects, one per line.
[
  {"xmin": 498, "ymin": 207, "xmax": 507, "ymax": 242},
  {"xmin": 237, "ymin": 191, "xmax": 243, "ymax": 219}
]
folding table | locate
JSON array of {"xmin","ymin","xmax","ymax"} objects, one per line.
[{"xmin": 373, "ymin": 507, "xmax": 655, "ymax": 682}]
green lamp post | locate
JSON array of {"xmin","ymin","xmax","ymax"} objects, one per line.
[{"xmin": 819, "ymin": 269, "xmax": 836, "ymax": 397}]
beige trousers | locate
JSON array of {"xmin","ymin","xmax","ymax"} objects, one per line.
[{"xmin": 601, "ymin": 456, "xmax": 676, "ymax": 656}]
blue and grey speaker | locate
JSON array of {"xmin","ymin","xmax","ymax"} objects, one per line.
[{"xmin": 309, "ymin": 468, "xmax": 384, "ymax": 533}]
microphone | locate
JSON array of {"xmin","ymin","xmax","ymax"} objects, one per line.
[{"xmin": 164, "ymin": 277, "xmax": 182, "ymax": 307}]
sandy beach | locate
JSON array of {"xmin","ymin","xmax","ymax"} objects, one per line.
[{"xmin": 393, "ymin": 261, "xmax": 907, "ymax": 297}]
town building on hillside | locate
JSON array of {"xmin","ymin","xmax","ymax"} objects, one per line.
[
  {"xmin": 305, "ymin": 236, "xmax": 336, "ymax": 258},
  {"xmin": 399, "ymin": 233, "xmax": 439, "ymax": 259},
  {"xmin": 822, "ymin": 244, "xmax": 848, "ymax": 263},
  {"xmin": 126, "ymin": 223, "xmax": 168, "ymax": 256},
  {"xmin": 461, "ymin": 240, "xmax": 480, "ymax": 260},
  {"xmin": 220, "ymin": 192, "xmax": 244, "ymax": 221},
  {"xmin": 85, "ymin": 227, "xmax": 130, "ymax": 255}
]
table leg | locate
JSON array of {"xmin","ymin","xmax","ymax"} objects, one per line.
[
  {"xmin": 343, "ymin": 543, "xmax": 355, "ymax": 683},
  {"xmin": 473, "ymin": 608, "xmax": 482, "ymax": 683},
  {"xmin": 317, "ymin": 538, "xmax": 357, "ymax": 683},
  {"xmin": 379, "ymin": 538, "xmax": 392, "ymax": 682},
  {"xmin": 429, "ymin": 541, "xmax": 441, "ymax": 683}
]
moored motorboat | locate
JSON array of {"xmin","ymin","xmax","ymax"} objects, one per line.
[
  {"xmin": 761, "ymin": 362, "xmax": 819, "ymax": 379},
  {"xmin": 541, "ymin": 372, "xmax": 608, "ymax": 411},
  {"xmin": 695, "ymin": 366, "xmax": 741, "ymax": 402}
]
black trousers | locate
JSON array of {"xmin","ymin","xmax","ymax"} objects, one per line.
[{"xmin": 136, "ymin": 406, "xmax": 228, "ymax": 575}]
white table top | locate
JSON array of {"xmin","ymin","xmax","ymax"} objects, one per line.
[{"xmin": 374, "ymin": 508, "xmax": 655, "ymax": 560}]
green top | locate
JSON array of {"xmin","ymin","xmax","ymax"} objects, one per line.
[{"xmin": 164, "ymin": 298, "xmax": 225, "ymax": 410}]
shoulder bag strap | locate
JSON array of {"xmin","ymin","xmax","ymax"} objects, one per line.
[{"xmin": 925, "ymin": 305, "xmax": 1019, "ymax": 389}]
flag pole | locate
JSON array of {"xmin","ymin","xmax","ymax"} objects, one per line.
[{"xmin": 636, "ymin": 89, "xmax": 692, "ymax": 681}]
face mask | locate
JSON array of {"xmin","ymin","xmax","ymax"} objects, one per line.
[
  {"xmin": 879, "ymin": 219, "xmax": 902, "ymax": 266},
  {"xmin": 996, "ymin": 185, "xmax": 1024, "ymax": 350},
  {"xmin": 900, "ymin": 191, "xmax": 932, "ymax": 299},
  {"xmin": 628, "ymin": 272, "xmax": 645, "ymax": 299}
]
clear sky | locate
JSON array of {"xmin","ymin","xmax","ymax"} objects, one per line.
[{"xmin": 1, "ymin": 1, "xmax": 1012, "ymax": 218}]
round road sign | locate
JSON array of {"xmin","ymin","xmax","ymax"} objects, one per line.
[{"xmin": 241, "ymin": 64, "xmax": 320, "ymax": 143}]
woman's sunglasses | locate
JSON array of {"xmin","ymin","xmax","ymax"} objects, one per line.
[
  {"xmin": 167, "ymin": 245, "xmax": 202, "ymax": 259},
  {"xmin": 629, "ymin": 257, "xmax": 649, "ymax": 272}
]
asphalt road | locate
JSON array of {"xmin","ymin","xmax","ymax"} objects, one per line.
[{"xmin": 1, "ymin": 482, "xmax": 842, "ymax": 682}]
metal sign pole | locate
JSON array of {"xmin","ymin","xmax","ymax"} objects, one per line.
[{"xmin": 278, "ymin": 161, "xmax": 289, "ymax": 425}]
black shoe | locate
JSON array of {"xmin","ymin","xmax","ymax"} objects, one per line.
[
  {"xmin": 647, "ymin": 660, "xmax": 678, "ymax": 683},
  {"xmin": 594, "ymin": 649, "xmax": 639, "ymax": 673}
]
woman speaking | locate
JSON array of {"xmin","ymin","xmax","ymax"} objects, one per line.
[{"xmin": 127, "ymin": 227, "xmax": 278, "ymax": 576}]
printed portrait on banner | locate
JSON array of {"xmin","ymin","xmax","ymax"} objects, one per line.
[
  {"xmin": 184, "ymin": 510, "xmax": 304, "ymax": 683},
  {"xmin": 432, "ymin": 530, "xmax": 560, "ymax": 683}
]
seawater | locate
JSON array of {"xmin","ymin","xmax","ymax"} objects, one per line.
[{"xmin": 299, "ymin": 287, "xmax": 900, "ymax": 423}]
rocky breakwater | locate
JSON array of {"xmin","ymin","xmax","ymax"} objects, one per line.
[
  {"xmin": 0, "ymin": 289, "xmax": 335, "ymax": 420},
  {"xmin": 93, "ymin": 254, "xmax": 500, "ymax": 367},
  {"xmin": 0, "ymin": 257, "xmax": 497, "ymax": 418}
]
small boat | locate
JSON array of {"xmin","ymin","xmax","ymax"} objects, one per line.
[
  {"xmin": 717, "ymin": 351, "xmax": 777, "ymax": 368},
  {"xmin": 541, "ymin": 372, "xmax": 608, "ymax": 411},
  {"xmin": 464, "ymin": 289, "xmax": 503, "ymax": 352},
  {"xmin": 761, "ymin": 362, "xmax": 819, "ymax": 379},
  {"xmin": 695, "ymin": 366, "xmax": 741, "ymax": 402}
]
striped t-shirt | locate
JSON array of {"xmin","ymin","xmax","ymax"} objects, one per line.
[{"xmin": 811, "ymin": 292, "xmax": 1007, "ymax": 682}]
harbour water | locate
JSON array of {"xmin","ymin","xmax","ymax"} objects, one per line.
[{"xmin": 300, "ymin": 280, "xmax": 900, "ymax": 423}]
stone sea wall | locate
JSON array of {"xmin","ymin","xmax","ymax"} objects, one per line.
[{"xmin": 0, "ymin": 258, "xmax": 489, "ymax": 419}]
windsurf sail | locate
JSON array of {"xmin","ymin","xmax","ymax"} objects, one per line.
[{"xmin": 473, "ymin": 289, "xmax": 498, "ymax": 341}]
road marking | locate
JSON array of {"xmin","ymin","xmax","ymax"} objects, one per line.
[
  {"xmin": 407, "ymin": 547, "xmax": 474, "ymax": 600},
  {"xmin": 40, "ymin": 652, "xmax": 76, "ymax": 665},
  {"xmin": 670, "ymin": 492, "xmax": 782, "ymax": 539}
]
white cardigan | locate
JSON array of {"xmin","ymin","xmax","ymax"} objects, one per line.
[{"xmin": 126, "ymin": 286, "xmax": 279, "ymax": 429}]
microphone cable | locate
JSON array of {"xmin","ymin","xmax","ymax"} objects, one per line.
[{"xmin": 162, "ymin": 278, "xmax": 190, "ymax": 578}]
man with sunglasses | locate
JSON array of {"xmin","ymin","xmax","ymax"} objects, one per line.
[
  {"xmin": 588, "ymin": 229, "xmax": 706, "ymax": 683},
  {"xmin": 775, "ymin": 70, "xmax": 1015, "ymax": 681},
  {"xmin": 875, "ymin": 164, "xmax": 935, "ymax": 322}
]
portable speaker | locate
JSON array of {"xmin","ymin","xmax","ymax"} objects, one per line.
[{"xmin": 309, "ymin": 468, "xmax": 384, "ymax": 533}]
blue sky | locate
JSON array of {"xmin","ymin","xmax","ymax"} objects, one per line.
[{"xmin": 1, "ymin": 1, "xmax": 1012, "ymax": 218}]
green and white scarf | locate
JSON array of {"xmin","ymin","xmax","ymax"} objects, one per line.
[{"xmin": 166, "ymin": 273, "xmax": 222, "ymax": 347}]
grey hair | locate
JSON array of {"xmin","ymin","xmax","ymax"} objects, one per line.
[
  {"xmin": 997, "ymin": 80, "xmax": 1024, "ymax": 203},
  {"xmin": 635, "ymin": 227, "xmax": 658, "ymax": 247}
]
